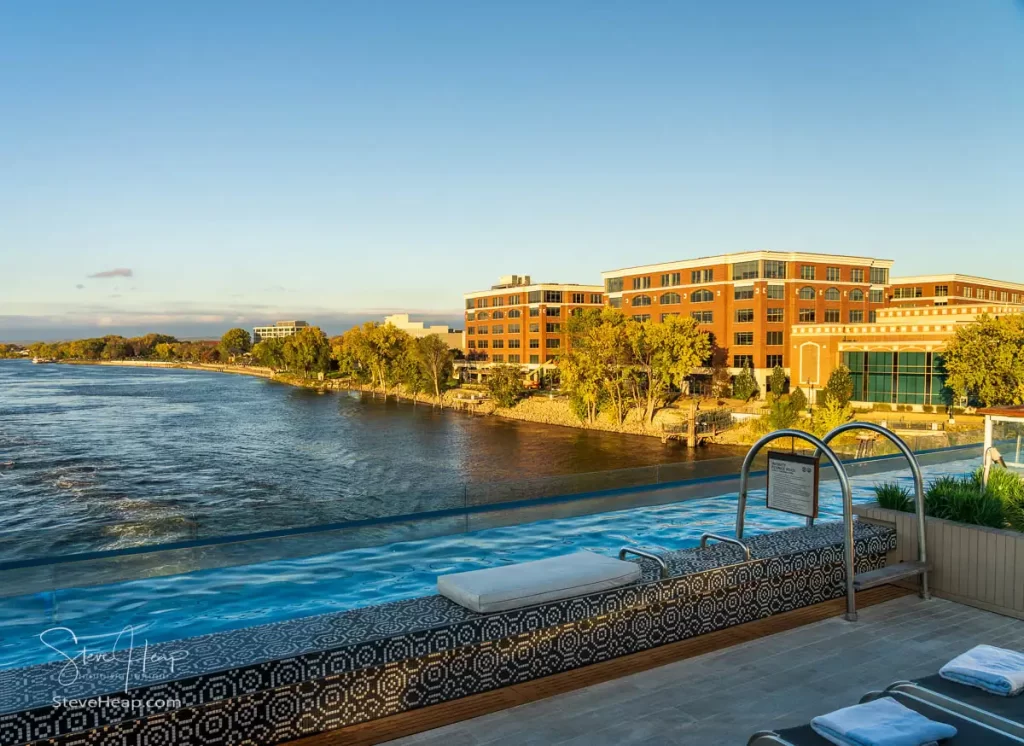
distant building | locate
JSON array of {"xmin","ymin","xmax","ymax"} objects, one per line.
[
  {"xmin": 253, "ymin": 320, "xmax": 309, "ymax": 343},
  {"xmin": 383, "ymin": 313, "xmax": 463, "ymax": 349},
  {"xmin": 888, "ymin": 275, "xmax": 1024, "ymax": 308}
]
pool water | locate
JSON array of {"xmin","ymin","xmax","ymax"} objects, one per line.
[{"xmin": 0, "ymin": 458, "xmax": 979, "ymax": 671}]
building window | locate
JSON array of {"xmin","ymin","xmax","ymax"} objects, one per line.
[
  {"xmin": 508, "ymin": 339, "xmax": 521, "ymax": 348},
  {"xmin": 477, "ymin": 340, "xmax": 488, "ymax": 349},
  {"xmin": 870, "ymin": 267, "xmax": 889, "ymax": 285},
  {"xmin": 632, "ymin": 314, "xmax": 651, "ymax": 322},
  {"xmin": 477, "ymin": 326, "xmax": 489, "ymax": 335},
  {"xmin": 766, "ymin": 331, "xmax": 783, "ymax": 346},
  {"xmin": 660, "ymin": 292, "xmax": 681, "ymax": 304},
  {"xmin": 529, "ymin": 323, "xmax": 539, "ymax": 332},
  {"xmin": 468, "ymin": 340, "xmax": 476, "ymax": 348},
  {"xmin": 632, "ymin": 294, "xmax": 652, "ymax": 307},
  {"xmin": 492, "ymin": 297, "xmax": 504, "ymax": 307},
  {"xmin": 632, "ymin": 277, "xmax": 651, "ymax": 290},
  {"xmin": 799, "ymin": 308, "xmax": 816, "ymax": 322},
  {"xmin": 851, "ymin": 268, "xmax": 865, "ymax": 283},
  {"xmin": 545, "ymin": 338, "xmax": 561, "ymax": 348},
  {"xmin": 691, "ymin": 268, "xmax": 714, "ymax": 284},
  {"xmin": 465, "ymin": 299, "xmax": 475, "ymax": 310},
  {"xmin": 529, "ymin": 354, "xmax": 539, "ymax": 364},
  {"xmin": 734, "ymin": 287, "xmax": 754, "ymax": 300},
  {"xmin": 529, "ymin": 339, "xmax": 539, "ymax": 348},
  {"xmin": 766, "ymin": 354, "xmax": 784, "ymax": 368},
  {"xmin": 691, "ymin": 289, "xmax": 714, "ymax": 303},
  {"xmin": 661, "ymin": 272, "xmax": 682, "ymax": 287},
  {"xmin": 733, "ymin": 332, "xmax": 754, "ymax": 346},
  {"xmin": 571, "ymin": 292, "xmax": 585, "ymax": 304},
  {"xmin": 763, "ymin": 260, "xmax": 787, "ymax": 279},
  {"xmin": 545, "ymin": 323, "xmax": 560, "ymax": 333},
  {"xmin": 476, "ymin": 311, "xmax": 489, "ymax": 320},
  {"xmin": 850, "ymin": 289, "xmax": 864, "ymax": 302},
  {"xmin": 467, "ymin": 327, "xmax": 475, "ymax": 335},
  {"xmin": 869, "ymin": 310, "xmax": 877, "ymax": 322},
  {"xmin": 826, "ymin": 267, "xmax": 841, "ymax": 282},
  {"xmin": 735, "ymin": 308, "xmax": 754, "ymax": 323},
  {"xmin": 609, "ymin": 297, "xmax": 622, "ymax": 308},
  {"xmin": 527, "ymin": 290, "xmax": 542, "ymax": 303},
  {"xmin": 509, "ymin": 354, "xmax": 520, "ymax": 363},
  {"xmin": 545, "ymin": 355, "xmax": 559, "ymax": 363},
  {"xmin": 544, "ymin": 290, "xmax": 562, "ymax": 303},
  {"xmin": 766, "ymin": 285, "xmax": 785, "ymax": 300},
  {"xmin": 824, "ymin": 309, "xmax": 840, "ymax": 323},
  {"xmin": 767, "ymin": 308, "xmax": 784, "ymax": 323},
  {"xmin": 660, "ymin": 312, "xmax": 679, "ymax": 322},
  {"xmin": 1001, "ymin": 291, "xmax": 1009, "ymax": 302},
  {"xmin": 571, "ymin": 308, "xmax": 583, "ymax": 317},
  {"xmin": 732, "ymin": 261, "xmax": 759, "ymax": 280},
  {"xmin": 849, "ymin": 310, "xmax": 864, "ymax": 323},
  {"xmin": 476, "ymin": 298, "xmax": 486, "ymax": 308},
  {"xmin": 546, "ymin": 306, "xmax": 560, "ymax": 316},
  {"xmin": 491, "ymin": 310, "xmax": 504, "ymax": 319},
  {"xmin": 935, "ymin": 285, "xmax": 948, "ymax": 297},
  {"xmin": 492, "ymin": 339, "xmax": 504, "ymax": 349},
  {"xmin": 894, "ymin": 287, "xmax": 923, "ymax": 299},
  {"xmin": 964, "ymin": 287, "xmax": 974, "ymax": 298},
  {"xmin": 491, "ymin": 325, "xmax": 504, "ymax": 334},
  {"xmin": 824, "ymin": 287, "xmax": 841, "ymax": 302},
  {"xmin": 691, "ymin": 311, "xmax": 713, "ymax": 323},
  {"xmin": 799, "ymin": 286, "xmax": 815, "ymax": 300},
  {"xmin": 733, "ymin": 354, "xmax": 754, "ymax": 368},
  {"xmin": 869, "ymin": 289, "xmax": 884, "ymax": 303},
  {"xmin": 590, "ymin": 293, "xmax": 602, "ymax": 304},
  {"xmin": 605, "ymin": 277, "xmax": 623, "ymax": 293},
  {"xmin": 507, "ymin": 309, "xmax": 521, "ymax": 318},
  {"xmin": 509, "ymin": 294, "xmax": 520, "ymax": 305},
  {"xmin": 800, "ymin": 265, "xmax": 816, "ymax": 280}
]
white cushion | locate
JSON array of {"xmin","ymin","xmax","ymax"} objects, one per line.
[{"xmin": 437, "ymin": 551, "xmax": 642, "ymax": 613}]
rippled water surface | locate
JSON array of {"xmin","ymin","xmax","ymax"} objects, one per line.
[{"xmin": 0, "ymin": 360, "xmax": 744, "ymax": 560}]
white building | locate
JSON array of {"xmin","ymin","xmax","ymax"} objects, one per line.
[{"xmin": 253, "ymin": 320, "xmax": 309, "ymax": 343}]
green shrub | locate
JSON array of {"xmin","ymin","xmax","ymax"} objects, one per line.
[
  {"xmin": 925, "ymin": 475, "xmax": 1005, "ymax": 528},
  {"xmin": 790, "ymin": 387, "xmax": 808, "ymax": 412},
  {"xmin": 874, "ymin": 403, "xmax": 892, "ymax": 412},
  {"xmin": 977, "ymin": 467, "xmax": 1024, "ymax": 532},
  {"xmin": 922, "ymin": 404, "xmax": 934, "ymax": 413},
  {"xmin": 875, "ymin": 482, "xmax": 914, "ymax": 512},
  {"xmin": 754, "ymin": 394, "xmax": 800, "ymax": 433},
  {"xmin": 732, "ymin": 363, "xmax": 758, "ymax": 401}
]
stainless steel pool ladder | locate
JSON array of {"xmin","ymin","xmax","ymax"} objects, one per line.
[
  {"xmin": 735, "ymin": 425, "xmax": 929, "ymax": 623},
  {"xmin": 619, "ymin": 547, "xmax": 669, "ymax": 579},
  {"xmin": 700, "ymin": 532, "xmax": 751, "ymax": 561}
]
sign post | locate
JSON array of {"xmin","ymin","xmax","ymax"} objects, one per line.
[{"xmin": 766, "ymin": 451, "xmax": 819, "ymax": 519}]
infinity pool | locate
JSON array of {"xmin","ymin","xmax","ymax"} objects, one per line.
[{"xmin": 0, "ymin": 458, "xmax": 979, "ymax": 671}]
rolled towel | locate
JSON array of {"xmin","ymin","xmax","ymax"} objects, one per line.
[
  {"xmin": 810, "ymin": 696, "xmax": 957, "ymax": 746},
  {"xmin": 940, "ymin": 644, "xmax": 1024, "ymax": 696}
]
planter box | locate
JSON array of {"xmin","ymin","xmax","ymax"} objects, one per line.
[{"xmin": 854, "ymin": 503, "xmax": 1024, "ymax": 620}]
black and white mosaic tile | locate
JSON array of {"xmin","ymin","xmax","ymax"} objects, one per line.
[{"xmin": 3, "ymin": 521, "xmax": 896, "ymax": 746}]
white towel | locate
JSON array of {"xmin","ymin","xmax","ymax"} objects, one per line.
[
  {"xmin": 940, "ymin": 644, "xmax": 1024, "ymax": 696},
  {"xmin": 810, "ymin": 696, "xmax": 957, "ymax": 746}
]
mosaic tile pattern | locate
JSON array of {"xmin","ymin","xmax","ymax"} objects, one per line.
[{"xmin": 4, "ymin": 522, "xmax": 896, "ymax": 746}]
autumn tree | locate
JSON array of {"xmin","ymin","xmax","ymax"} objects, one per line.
[
  {"xmin": 824, "ymin": 364, "xmax": 855, "ymax": 407},
  {"xmin": 410, "ymin": 334, "xmax": 454, "ymax": 407},
  {"xmin": 219, "ymin": 328, "xmax": 252, "ymax": 359},
  {"xmin": 251, "ymin": 338, "xmax": 285, "ymax": 369},
  {"xmin": 487, "ymin": 364, "xmax": 526, "ymax": 408},
  {"xmin": 282, "ymin": 326, "xmax": 331, "ymax": 377},
  {"xmin": 625, "ymin": 314, "xmax": 712, "ymax": 424},
  {"xmin": 944, "ymin": 313, "xmax": 1024, "ymax": 406}
]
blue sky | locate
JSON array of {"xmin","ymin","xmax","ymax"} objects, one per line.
[{"xmin": 1, "ymin": 1, "xmax": 1022, "ymax": 340}]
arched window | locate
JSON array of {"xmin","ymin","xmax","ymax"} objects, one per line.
[
  {"xmin": 799, "ymin": 286, "xmax": 815, "ymax": 300},
  {"xmin": 476, "ymin": 311, "xmax": 489, "ymax": 320},
  {"xmin": 691, "ymin": 289, "xmax": 714, "ymax": 303},
  {"xmin": 850, "ymin": 289, "xmax": 864, "ymax": 302},
  {"xmin": 491, "ymin": 310, "xmax": 504, "ymax": 319},
  {"xmin": 825, "ymin": 287, "xmax": 840, "ymax": 302},
  {"xmin": 659, "ymin": 292, "xmax": 681, "ymax": 305},
  {"xmin": 507, "ymin": 309, "xmax": 521, "ymax": 318},
  {"xmin": 632, "ymin": 295, "xmax": 652, "ymax": 307}
]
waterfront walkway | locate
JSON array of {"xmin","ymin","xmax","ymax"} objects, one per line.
[{"xmin": 387, "ymin": 595, "xmax": 1024, "ymax": 746}]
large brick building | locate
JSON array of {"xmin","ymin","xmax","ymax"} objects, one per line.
[
  {"xmin": 889, "ymin": 274, "xmax": 1024, "ymax": 308},
  {"xmin": 461, "ymin": 275, "xmax": 604, "ymax": 380},
  {"xmin": 600, "ymin": 251, "xmax": 894, "ymax": 392}
]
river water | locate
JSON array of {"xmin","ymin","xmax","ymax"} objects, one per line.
[{"xmin": 0, "ymin": 360, "xmax": 745, "ymax": 562}]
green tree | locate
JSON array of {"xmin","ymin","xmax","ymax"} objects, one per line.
[
  {"xmin": 943, "ymin": 313, "xmax": 1024, "ymax": 406},
  {"xmin": 219, "ymin": 328, "xmax": 252, "ymax": 359},
  {"xmin": 487, "ymin": 364, "xmax": 526, "ymax": 408},
  {"xmin": 811, "ymin": 392, "xmax": 854, "ymax": 436},
  {"xmin": 154, "ymin": 342, "xmax": 176, "ymax": 360},
  {"xmin": 824, "ymin": 364, "xmax": 855, "ymax": 407},
  {"xmin": 624, "ymin": 314, "xmax": 712, "ymax": 425},
  {"xmin": 410, "ymin": 334, "xmax": 455, "ymax": 407},
  {"xmin": 768, "ymin": 366, "xmax": 787, "ymax": 401},
  {"xmin": 282, "ymin": 327, "xmax": 332, "ymax": 378},
  {"xmin": 251, "ymin": 338, "xmax": 285, "ymax": 368},
  {"xmin": 732, "ymin": 362, "xmax": 758, "ymax": 401},
  {"xmin": 559, "ymin": 308, "xmax": 636, "ymax": 425},
  {"xmin": 790, "ymin": 386, "xmax": 808, "ymax": 413},
  {"xmin": 755, "ymin": 394, "xmax": 801, "ymax": 433}
]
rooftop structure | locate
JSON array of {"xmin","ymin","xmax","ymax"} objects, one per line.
[{"xmin": 383, "ymin": 313, "xmax": 463, "ymax": 350}]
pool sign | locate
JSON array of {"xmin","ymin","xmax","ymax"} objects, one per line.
[{"xmin": 766, "ymin": 451, "xmax": 819, "ymax": 518}]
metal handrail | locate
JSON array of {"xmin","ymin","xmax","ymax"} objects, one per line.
[
  {"xmin": 735, "ymin": 429, "xmax": 857, "ymax": 621},
  {"xmin": 619, "ymin": 547, "xmax": 669, "ymax": 579},
  {"xmin": 700, "ymin": 532, "xmax": 752, "ymax": 561},
  {"xmin": 817, "ymin": 422, "xmax": 929, "ymax": 600}
]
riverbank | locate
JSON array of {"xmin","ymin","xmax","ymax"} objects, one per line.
[{"xmin": 62, "ymin": 359, "xmax": 277, "ymax": 379}]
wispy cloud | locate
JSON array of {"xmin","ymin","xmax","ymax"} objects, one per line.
[{"xmin": 88, "ymin": 268, "xmax": 134, "ymax": 279}]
